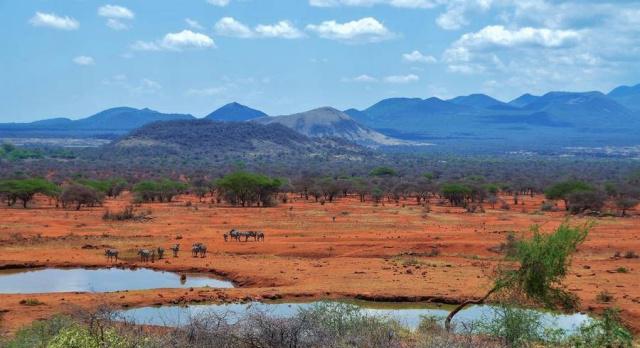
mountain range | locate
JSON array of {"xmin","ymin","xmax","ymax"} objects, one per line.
[
  {"xmin": 97, "ymin": 119, "xmax": 370, "ymax": 164},
  {"xmin": 1, "ymin": 83, "xmax": 639, "ymax": 153},
  {"xmin": 253, "ymin": 107, "xmax": 415, "ymax": 147}
]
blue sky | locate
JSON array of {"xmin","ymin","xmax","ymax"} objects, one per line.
[{"xmin": 1, "ymin": 0, "xmax": 640, "ymax": 122}]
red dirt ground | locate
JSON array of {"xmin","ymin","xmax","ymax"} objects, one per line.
[{"xmin": 0, "ymin": 193, "xmax": 638, "ymax": 335}]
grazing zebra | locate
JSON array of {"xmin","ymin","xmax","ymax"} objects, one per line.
[
  {"xmin": 256, "ymin": 232, "xmax": 265, "ymax": 242},
  {"xmin": 157, "ymin": 247, "xmax": 165, "ymax": 259},
  {"xmin": 138, "ymin": 249, "xmax": 151, "ymax": 262},
  {"xmin": 104, "ymin": 249, "xmax": 119, "ymax": 262},
  {"xmin": 229, "ymin": 229, "xmax": 255, "ymax": 242},
  {"xmin": 191, "ymin": 243, "xmax": 207, "ymax": 258},
  {"xmin": 170, "ymin": 244, "xmax": 180, "ymax": 257}
]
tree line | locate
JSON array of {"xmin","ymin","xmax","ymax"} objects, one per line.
[{"xmin": 1, "ymin": 168, "xmax": 639, "ymax": 215}]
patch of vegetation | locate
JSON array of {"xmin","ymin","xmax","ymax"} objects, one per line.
[
  {"xmin": 102, "ymin": 206, "xmax": 152, "ymax": 222},
  {"xmin": 19, "ymin": 298, "xmax": 44, "ymax": 306}
]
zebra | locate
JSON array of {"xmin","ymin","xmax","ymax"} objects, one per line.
[
  {"xmin": 256, "ymin": 232, "xmax": 265, "ymax": 242},
  {"xmin": 229, "ymin": 229, "xmax": 255, "ymax": 242},
  {"xmin": 192, "ymin": 243, "xmax": 207, "ymax": 257},
  {"xmin": 170, "ymin": 244, "xmax": 180, "ymax": 257},
  {"xmin": 138, "ymin": 249, "xmax": 151, "ymax": 262},
  {"xmin": 223, "ymin": 234, "xmax": 228, "ymax": 242},
  {"xmin": 157, "ymin": 247, "xmax": 165, "ymax": 259},
  {"xmin": 104, "ymin": 249, "xmax": 119, "ymax": 262}
]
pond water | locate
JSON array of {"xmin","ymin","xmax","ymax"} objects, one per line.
[
  {"xmin": 0, "ymin": 268, "xmax": 234, "ymax": 293},
  {"xmin": 119, "ymin": 300, "xmax": 592, "ymax": 334}
]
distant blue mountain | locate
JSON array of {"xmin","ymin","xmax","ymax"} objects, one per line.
[
  {"xmin": 448, "ymin": 94, "xmax": 506, "ymax": 108},
  {"xmin": 608, "ymin": 83, "xmax": 640, "ymax": 111},
  {"xmin": 346, "ymin": 87, "xmax": 640, "ymax": 149},
  {"xmin": 0, "ymin": 107, "xmax": 195, "ymax": 136},
  {"xmin": 205, "ymin": 102, "xmax": 267, "ymax": 121},
  {"xmin": 508, "ymin": 93, "xmax": 539, "ymax": 108}
]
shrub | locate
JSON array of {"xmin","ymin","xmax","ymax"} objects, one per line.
[
  {"xmin": 19, "ymin": 298, "xmax": 44, "ymax": 306},
  {"xmin": 596, "ymin": 290, "xmax": 614, "ymax": 303},
  {"xmin": 60, "ymin": 184, "xmax": 104, "ymax": 210},
  {"xmin": 569, "ymin": 308, "xmax": 633, "ymax": 348},
  {"xmin": 102, "ymin": 206, "xmax": 152, "ymax": 222}
]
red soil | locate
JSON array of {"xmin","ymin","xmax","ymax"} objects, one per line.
[{"xmin": 0, "ymin": 193, "xmax": 638, "ymax": 335}]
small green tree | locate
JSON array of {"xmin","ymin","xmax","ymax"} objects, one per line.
[
  {"xmin": 0, "ymin": 178, "xmax": 59, "ymax": 208},
  {"xmin": 369, "ymin": 166, "xmax": 396, "ymax": 177},
  {"xmin": 545, "ymin": 180, "xmax": 594, "ymax": 211},
  {"xmin": 445, "ymin": 222, "xmax": 590, "ymax": 331},
  {"xmin": 440, "ymin": 183, "xmax": 471, "ymax": 206}
]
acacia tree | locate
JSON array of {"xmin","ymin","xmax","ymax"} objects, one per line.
[
  {"xmin": 545, "ymin": 180, "xmax": 594, "ymax": 211},
  {"xmin": 60, "ymin": 184, "xmax": 104, "ymax": 210},
  {"xmin": 441, "ymin": 183, "xmax": 471, "ymax": 206},
  {"xmin": 0, "ymin": 178, "xmax": 59, "ymax": 208},
  {"xmin": 216, "ymin": 171, "xmax": 282, "ymax": 207},
  {"xmin": 445, "ymin": 222, "xmax": 590, "ymax": 331}
]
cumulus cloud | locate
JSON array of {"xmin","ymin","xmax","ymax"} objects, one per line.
[
  {"xmin": 207, "ymin": 0, "xmax": 230, "ymax": 6},
  {"xmin": 73, "ymin": 56, "xmax": 95, "ymax": 65},
  {"xmin": 306, "ymin": 17, "xmax": 393, "ymax": 43},
  {"xmin": 106, "ymin": 18, "xmax": 128, "ymax": 30},
  {"xmin": 255, "ymin": 21, "xmax": 304, "ymax": 39},
  {"xmin": 98, "ymin": 5, "xmax": 134, "ymax": 19},
  {"xmin": 29, "ymin": 12, "xmax": 79, "ymax": 30},
  {"xmin": 215, "ymin": 17, "xmax": 303, "ymax": 39},
  {"xmin": 342, "ymin": 74, "xmax": 378, "ymax": 83},
  {"xmin": 309, "ymin": 0, "xmax": 437, "ymax": 8},
  {"xmin": 98, "ymin": 4, "xmax": 134, "ymax": 30},
  {"xmin": 402, "ymin": 50, "xmax": 437, "ymax": 63},
  {"xmin": 132, "ymin": 30, "xmax": 215, "ymax": 51},
  {"xmin": 185, "ymin": 18, "xmax": 204, "ymax": 30},
  {"xmin": 214, "ymin": 17, "xmax": 254, "ymax": 38},
  {"xmin": 384, "ymin": 74, "xmax": 419, "ymax": 83},
  {"xmin": 454, "ymin": 25, "xmax": 581, "ymax": 50}
]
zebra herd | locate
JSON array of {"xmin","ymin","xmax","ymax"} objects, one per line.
[
  {"xmin": 104, "ymin": 229, "xmax": 265, "ymax": 263},
  {"xmin": 224, "ymin": 229, "xmax": 265, "ymax": 242}
]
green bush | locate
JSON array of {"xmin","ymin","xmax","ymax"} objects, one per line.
[{"xmin": 568, "ymin": 308, "xmax": 633, "ymax": 348}]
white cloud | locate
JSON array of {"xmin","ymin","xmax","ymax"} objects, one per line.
[
  {"xmin": 384, "ymin": 74, "xmax": 420, "ymax": 83},
  {"xmin": 402, "ymin": 50, "xmax": 437, "ymax": 63},
  {"xmin": 342, "ymin": 74, "xmax": 378, "ymax": 83},
  {"xmin": 73, "ymin": 56, "xmax": 95, "ymax": 65},
  {"xmin": 162, "ymin": 30, "xmax": 215, "ymax": 49},
  {"xmin": 309, "ymin": 0, "xmax": 437, "ymax": 8},
  {"xmin": 98, "ymin": 5, "xmax": 134, "ymax": 19},
  {"xmin": 185, "ymin": 18, "xmax": 204, "ymax": 30},
  {"xmin": 29, "ymin": 12, "xmax": 79, "ymax": 30},
  {"xmin": 455, "ymin": 25, "xmax": 581, "ymax": 49},
  {"xmin": 132, "ymin": 30, "xmax": 215, "ymax": 51},
  {"xmin": 106, "ymin": 18, "xmax": 128, "ymax": 30},
  {"xmin": 215, "ymin": 17, "xmax": 254, "ymax": 38},
  {"xmin": 215, "ymin": 17, "xmax": 304, "ymax": 39},
  {"xmin": 306, "ymin": 17, "xmax": 393, "ymax": 43},
  {"xmin": 207, "ymin": 0, "xmax": 230, "ymax": 6},
  {"xmin": 98, "ymin": 5, "xmax": 134, "ymax": 30},
  {"xmin": 255, "ymin": 21, "xmax": 304, "ymax": 39}
]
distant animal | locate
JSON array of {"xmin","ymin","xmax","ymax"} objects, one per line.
[
  {"xmin": 191, "ymin": 243, "xmax": 207, "ymax": 258},
  {"xmin": 256, "ymin": 232, "xmax": 265, "ymax": 242},
  {"xmin": 223, "ymin": 234, "xmax": 228, "ymax": 242},
  {"xmin": 170, "ymin": 244, "xmax": 180, "ymax": 257},
  {"xmin": 229, "ymin": 229, "xmax": 256, "ymax": 242},
  {"xmin": 138, "ymin": 249, "xmax": 151, "ymax": 262},
  {"xmin": 157, "ymin": 247, "xmax": 165, "ymax": 259},
  {"xmin": 104, "ymin": 249, "xmax": 119, "ymax": 262}
]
